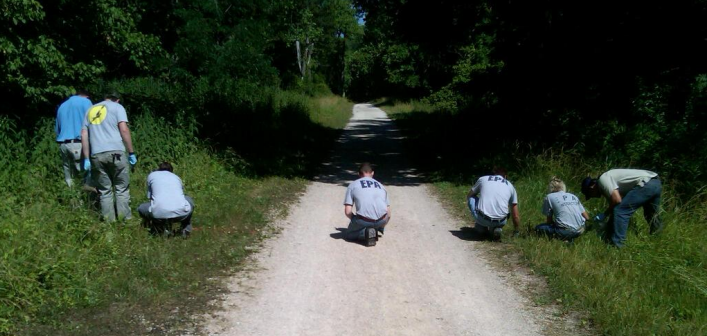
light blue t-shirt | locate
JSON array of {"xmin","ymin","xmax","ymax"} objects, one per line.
[
  {"xmin": 470, "ymin": 175, "xmax": 518, "ymax": 219},
  {"xmin": 146, "ymin": 171, "xmax": 192, "ymax": 219},
  {"xmin": 344, "ymin": 177, "xmax": 390, "ymax": 220},
  {"xmin": 56, "ymin": 95, "xmax": 92, "ymax": 141},
  {"xmin": 542, "ymin": 191, "xmax": 586, "ymax": 231},
  {"xmin": 83, "ymin": 100, "xmax": 128, "ymax": 155}
]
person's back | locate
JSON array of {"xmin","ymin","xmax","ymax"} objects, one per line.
[
  {"xmin": 343, "ymin": 163, "xmax": 391, "ymax": 246},
  {"xmin": 56, "ymin": 93, "xmax": 92, "ymax": 186},
  {"xmin": 474, "ymin": 175, "xmax": 517, "ymax": 219},
  {"xmin": 542, "ymin": 191, "xmax": 586, "ymax": 231},
  {"xmin": 85, "ymin": 100, "xmax": 127, "ymax": 155},
  {"xmin": 81, "ymin": 92, "xmax": 136, "ymax": 222},
  {"xmin": 598, "ymin": 169, "xmax": 658, "ymax": 198},
  {"xmin": 346, "ymin": 176, "xmax": 389, "ymax": 220},
  {"xmin": 147, "ymin": 170, "xmax": 191, "ymax": 219},
  {"xmin": 56, "ymin": 95, "xmax": 92, "ymax": 142},
  {"xmin": 467, "ymin": 168, "xmax": 521, "ymax": 240}
]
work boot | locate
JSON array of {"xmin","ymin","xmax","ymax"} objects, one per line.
[
  {"xmin": 492, "ymin": 227, "xmax": 503, "ymax": 241},
  {"xmin": 365, "ymin": 227, "xmax": 377, "ymax": 246}
]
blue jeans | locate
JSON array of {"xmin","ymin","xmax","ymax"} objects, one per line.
[
  {"xmin": 535, "ymin": 223, "xmax": 582, "ymax": 240},
  {"xmin": 468, "ymin": 196, "xmax": 506, "ymax": 233},
  {"xmin": 610, "ymin": 178, "xmax": 663, "ymax": 247},
  {"xmin": 346, "ymin": 215, "xmax": 389, "ymax": 240}
]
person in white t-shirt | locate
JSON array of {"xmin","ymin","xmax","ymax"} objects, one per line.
[
  {"xmin": 466, "ymin": 167, "xmax": 520, "ymax": 240},
  {"xmin": 581, "ymin": 169, "xmax": 663, "ymax": 247},
  {"xmin": 138, "ymin": 162, "xmax": 194, "ymax": 237},
  {"xmin": 343, "ymin": 162, "xmax": 391, "ymax": 246},
  {"xmin": 536, "ymin": 177, "xmax": 589, "ymax": 241}
]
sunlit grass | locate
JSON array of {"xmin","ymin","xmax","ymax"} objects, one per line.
[
  {"xmin": 0, "ymin": 91, "xmax": 354, "ymax": 335},
  {"xmin": 434, "ymin": 154, "xmax": 707, "ymax": 335},
  {"xmin": 372, "ymin": 97, "xmax": 435, "ymax": 115},
  {"xmin": 382, "ymin": 101, "xmax": 707, "ymax": 336},
  {"xmin": 309, "ymin": 95, "xmax": 354, "ymax": 129}
]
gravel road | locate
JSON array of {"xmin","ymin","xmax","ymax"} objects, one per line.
[{"xmin": 204, "ymin": 104, "xmax": 543, "ymax": 336}]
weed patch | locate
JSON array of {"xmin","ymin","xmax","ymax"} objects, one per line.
[{"xmin": 0, "ymin": 91, "xmax": 352, "ymax": 335}]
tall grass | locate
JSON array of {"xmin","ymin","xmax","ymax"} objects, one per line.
[
  {"xmin": 383, "ymin": 102, "xmax": 707, "ymax": 336},
  {"xmin": 372, "ymin": 98, "xmax": 435, "ymax": 115},
  {"xmin": 0, "ymin": 90, "xmax": 352, "ymax": 335}
]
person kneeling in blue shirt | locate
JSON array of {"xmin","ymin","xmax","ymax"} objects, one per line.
[
  {"xmin": 138, "ymin": 162, "xmax": 194, "ymax": 237},
  {"xmin": 536, "ymin": 177, "xmax": 589, "ymax": 242}
]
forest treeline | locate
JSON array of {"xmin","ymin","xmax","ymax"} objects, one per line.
[
  {"xmin": 349, "ymin": 0, "xmax": 707, "ymax": 196},
  {"xmin": 1, "ymin": 0, "xmax": 360, "ymax": 148}
]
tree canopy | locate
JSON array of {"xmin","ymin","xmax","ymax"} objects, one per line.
[
  {"xmin": 348, "ymin": 0, "xmax": 707, "ymax": 193},
  {"xmin": 0, "ymin": 0, "xmax": 361, "ymax": 116}
]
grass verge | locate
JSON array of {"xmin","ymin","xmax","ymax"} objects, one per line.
[
  {"xmin": 1, "ymin": 93, "xmax": 352, "ymax": 335},
  {"xmin": 381, "ymin": 100, "xmax": 707, "ymax": 336}
]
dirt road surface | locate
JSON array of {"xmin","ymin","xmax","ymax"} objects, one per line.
[{"xmin": 205, "ymin": 104, "xmax": 544, "ymax": 336}]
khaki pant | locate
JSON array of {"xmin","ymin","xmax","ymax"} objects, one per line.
[
  {"xmin": 59, "ymin": 142, "xmax": 82, "ymax": 187},
  {"xmin": 91, "ymin": 150, "xmax": 131, "ymax": 221}
]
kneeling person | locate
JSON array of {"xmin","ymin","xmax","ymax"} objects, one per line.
[
  {"xmin": 467, "ymin": 167, "xmax": 520, "ymax": 240},
  {"xmin": 536, "ymin": 177, "xmax": 588, "ymax": 241},
  {"xmin": 344, "ymin": 163, "xmax": 391, "ymax": 246},
  {"xmin": 138, "ymin": 162, "xmax": 194, "ymax": 237}
]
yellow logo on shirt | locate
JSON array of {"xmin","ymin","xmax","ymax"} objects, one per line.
[{"xmin": 87, "ymin": 105, "xmax": 107, "ymax": 125}]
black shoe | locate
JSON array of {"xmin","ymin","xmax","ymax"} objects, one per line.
[
  {"xmin": 366, "ymin": 228, "xmax": 377, "ymax": 246},
  {"xmin": 492, "ymin": 228, "xmax": 503, "ymax": 241}
]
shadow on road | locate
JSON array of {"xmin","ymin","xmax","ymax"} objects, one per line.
[
  {"xmin": 449, "ymin": 227, "xmax": 489, "ymax": 242},
  {"xmin": 329, "ymin": 227, "xmax": 369, "ymax": 246},
  {"xmin": 314, "ymin": 106, "xmax": 423, "ymax": 187}
]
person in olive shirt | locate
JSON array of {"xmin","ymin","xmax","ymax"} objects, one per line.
[{"xmin": 581, "ymin": 169, "xmax": 663, "ymax": 247}]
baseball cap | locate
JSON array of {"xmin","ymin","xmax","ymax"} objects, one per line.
[{"xmin": 581, "ymin": 176, "xmax": 596, "ymax": 199}]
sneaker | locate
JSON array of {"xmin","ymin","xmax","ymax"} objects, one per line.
[
  {"xmin": 366, "ymin": 228, "xmax": 377, "ymax": 246},
  {"xmin": 492, "ymin": 228, "xmax": 503, "ymax": 241},
  {"xmin": 377, "ymin": 229, "xmax": 384, "ymax": 238}
]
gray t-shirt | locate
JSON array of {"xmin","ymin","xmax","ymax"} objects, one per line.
[
  {"xmin": 598, "ymin": 169, "xmax": 658, "ymax": 199},
  {"xmin": 470, "ymin": 175, "xmax": 518, "ymax": 220},
  {"xmin": 146, "ymin": 171, "xmax": 192, "ymax": 219},
  {"xmin": 343, "ymin": 177, "xmax": 390, "ymax": 220},
  {"xmin": 542, "ymin": 191, "xmax": 586, "ymax": 231},
  {"xmin": 83, "ymin": 100, "xmax": 128, "ymax": 155}
]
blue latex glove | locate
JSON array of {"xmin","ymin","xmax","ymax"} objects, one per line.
[
  {"xmin": 128, "ymin": 153, "xmax": 137, "ymax": 165},
  {"xmin": 593, "ymin": 213, "xmax": 606, "ymax": 222},
  {"xmin": 83, "ymin": 158, "xmax": 91, "ymax": 171}
]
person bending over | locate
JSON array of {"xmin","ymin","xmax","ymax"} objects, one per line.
[
  {"xmin": 581, "ymin": 169, "xmax": 662, "ymax": 248},
  {"xmin": 466, "ymin": 167, "xmax": 520, "ymax": 240},
  {"xmin": 138, "ymin": 162, "xmax": 194, "ymax": 237}
]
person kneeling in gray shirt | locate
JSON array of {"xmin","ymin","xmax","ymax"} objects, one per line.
[
  {"xmin": 138, "ymin": 162, "xmax": 194, "ymax": 237},
  {"xmin": 343, "ymin": 162, "xmax": 391, "ymax": 247},
  {"xmin": 536, "ymin": 177, "xmax": 589, "ymax": 242}
]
